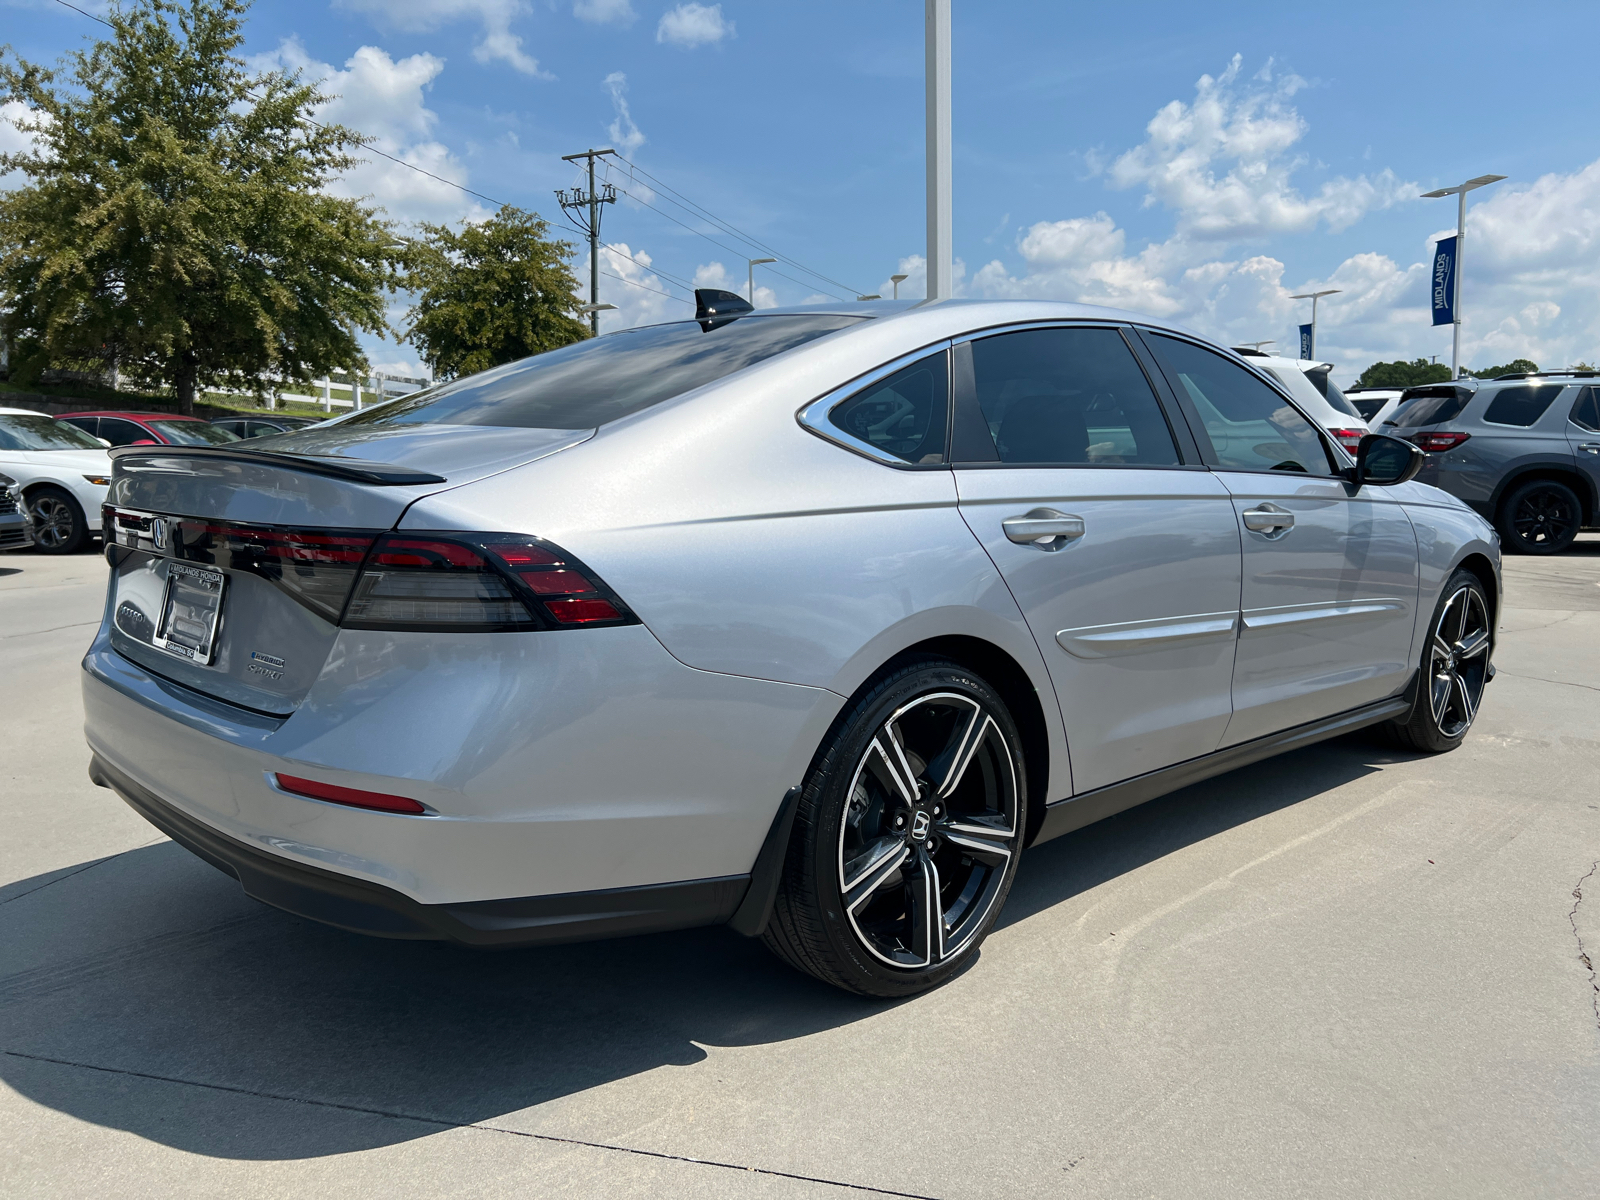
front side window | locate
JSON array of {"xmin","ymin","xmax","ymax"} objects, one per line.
[
  {"xmin": 1571, "ymin": 387, "xmax": 1600, "ymax": 433},
  {"xmin": 828, "ymin": 352, "xmax": 948, "ymax": 464},
  {"xmin": 968, "ymin": 327, "xmax": 1179, "ymax": 466},
  {"xmin": 97, "ymin": 418, "xmax": 152, "ymax": 446},
  {"xmin": 0, "ymin": 414, "xmax": 107, "ymax": 451},
  {"xmin": 1481, "ymin": 385, "xmax": 1564, "ymax": 428},
  {"xmin": 1148, "ymin": 334, "xmax": 1333, "ymax": 475},
  {"xmin": 337, "ymin": 315, "xmax": 864, "ymax": 432}
]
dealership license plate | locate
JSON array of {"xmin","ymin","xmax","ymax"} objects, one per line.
[{"xmin": 154, "ymin": 562, "xmax": 226, "ymax": 664}]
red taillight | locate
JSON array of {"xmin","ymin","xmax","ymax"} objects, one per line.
[
  {"xmin": 274, "ymin": 773, "xmax": 427, "ymax": 815},
  {"xmin": 1330, "ymin": 428, "xmax": 1367, "ymax": 453},
  {"xmin": 342, "ymin": 532, "xmax": 637, "ymax": 632},
  {"xmin": 1411, "ymin": 431, "xmax": 1471, "ymax": 453}
]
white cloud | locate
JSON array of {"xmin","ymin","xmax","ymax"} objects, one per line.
[
  {"xmin": 336, "ymin": 1, "xmax": 550, "ymax": 77},
  {"xmin": 692, "ymin": 261, "xmax": 777, "ymax": 308},
  {"xmin": 574, "ymin": 0, "xmax": 636, "ymax": 25},
  {"xmin": 656, "ymin": 3, "xmax": 734, "ymax": 49},
  {"xmin": 877, "ymin": 253, "xmax": 967, "ymax": 302},
  {"xmin": 0, "ymin": 100, "xmax": 47, "ymax": 190},
  {"xmin": 252, "ymin": 39, "xmax": 490, "ymax": 228},
  {"xmin": 957, "ymin": 56, "xmax": 1600, "ymax": 379},
  {"xmin": 603, "ymin": 72, "xmax": 645, "ymax": 157},
  {"xmin": 579, "ymin": 242, "xmax": 694, "ymax": 331}
]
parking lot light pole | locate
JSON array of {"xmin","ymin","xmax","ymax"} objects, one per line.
[
  {"xmin": 926, "ymin": 0, "xmax": 952, "ymax": 299},
  {"xmin": 891, "ymin": 273, "xmax": 909, "ymax": 299},
  {"xmin": 747, "ymin": 258, "xmax": 776, "ymax": 304},
  {"xmin": 1289, "ymin": 289, "xmax": 1341, "ymax": 359},
  {"xmin": 1421, "ymin": 174, "xmax": 1507, "ymax": 379}
]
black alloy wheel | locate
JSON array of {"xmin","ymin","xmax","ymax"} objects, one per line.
[
  {"xmin": 764, "ymin": 659, "xmax": 1026, "ymax": 997},
  {"xmin": 1498, "ymin": 479, "xmax": 1581, "ymax": 555},
  {"xmin": 1386, "ymin": 569, "xmax": 1492, "ymax": 752},
  {"xmin": 27, "ymin": 486, "xmax": 88, "ymax": 555}
]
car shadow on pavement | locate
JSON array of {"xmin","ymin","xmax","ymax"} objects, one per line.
[{"xmin": 0, "ymin": 732, "xmax": 1412, "ymax": 1161}]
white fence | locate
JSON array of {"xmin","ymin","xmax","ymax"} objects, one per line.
[{"xmin": 265, "ymin": 372, "xmax": 429, "ymax": 413}]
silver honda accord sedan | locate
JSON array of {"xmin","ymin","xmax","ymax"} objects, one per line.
[{"xmin": 83, "ymin": 294, "xmax": 1500, "ymax": 997}]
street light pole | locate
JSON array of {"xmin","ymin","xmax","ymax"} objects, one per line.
[
  {"xmin": 891, "ymin": 273, "xmax": 909, "ymax": 299},
  {"xmin": 747, "ymin": 258, "xmax": 776, "ymax": 304},
  {"xmin": 1421, "ymin": 174, "xmax": 1507, "ymax": 379},
  {"xmin": 925, "ymin": 0, "xmax": 952, "ymax": 299},
  {"xmin": 1289, "ymin": 289, "xmax": 1341, "ymax": 359}
]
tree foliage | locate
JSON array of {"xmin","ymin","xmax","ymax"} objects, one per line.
[
  {"xmin": 0, "ymin": 0, "xmax": 397, "ymax": 412},
  {"xmin": 1470, "ymin": 358, "xmax": 1539, "ymax": 379},
  {"xmin": 1355, "ymin": 358, "xmax": 1454, "ymax": 389},
  {"xmin": 402, "ymin": 206, "xmax": 587, "ymax": 380}
]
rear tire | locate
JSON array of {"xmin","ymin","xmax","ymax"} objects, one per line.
[
  {"xmin": 1497, "ymin": 479, "xmax": 1581, "ymax": 555},
  {"xmin": 1384, "ymin": 568, "xmax": 1492, "ymax": 753},
  {"xmin": 27, "ymin": 486, "xmax": 88, "ymax": 555},
  {"xmin": 763, "ymin": 658, "xmax": 1027, "ymax": 998}
]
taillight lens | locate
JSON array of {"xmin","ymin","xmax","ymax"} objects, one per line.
[
  {"xmin": 274, "ymin": 773, "xmax": 426, "ymax": 815},
  {"xmin": 1330, "ymin": 428, "xmax": 1367, "ymax": 453},
  {"xmin": 342, "ymin": 532, "xmax": 636, "ymax": 631},
  {"xmin": 1411, "ymin": 431, "xmax": 1471, "ymax": 453}
]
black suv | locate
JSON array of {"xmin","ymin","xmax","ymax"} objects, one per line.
[{"xmin": 1382, "ymin": 372, "xmax": 1599, "ymax": 554}]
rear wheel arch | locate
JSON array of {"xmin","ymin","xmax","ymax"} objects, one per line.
[{"xmin": 1490, "ymin": 466, "xmax": 1594, "ymax": 527}]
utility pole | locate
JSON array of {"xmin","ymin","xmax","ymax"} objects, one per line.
[
  {"xmin": 557, "ymin": 148, "xmax": 618, "ymax": 335},
  {"xmin": 925, "ymin": 0, "xmax": 952, "ymax": 299},
  {"xmin": 1421, "ymin": 174, "xmax": 1506, "ymax": 379}
]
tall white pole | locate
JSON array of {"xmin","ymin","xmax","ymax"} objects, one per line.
[
  {"xmin": 1310, "ymin": 294, "xmax": 1319, "ymax": 358},
  {"xmin": 925, "ymin": 0, "xmax": 952, "ymax": 300},
  {"xmin": 1453, "ymin": 189, "xmax": 1466, "ymax": 379}
]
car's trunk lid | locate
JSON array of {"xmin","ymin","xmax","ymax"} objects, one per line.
[{"xmin": 103, "ymin": 424, "xmax": 590, "ymax": 714}]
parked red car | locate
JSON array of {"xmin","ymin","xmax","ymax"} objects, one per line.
[{"xmin": 59, "ymin": 411, "xmax": 241, "ymax": 447}]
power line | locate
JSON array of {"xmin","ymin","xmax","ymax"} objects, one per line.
[{"xmin": 601, "ymin": 271, "xmax": 691, "ymax": 304}]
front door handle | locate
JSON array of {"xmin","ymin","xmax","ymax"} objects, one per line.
[
  {"xmin": 1580, "ymin": 442, "xmax": 1600, "ymax": 454},
  {"xmin": 1002, "ymin": 508, "xmax": 1085, "ymax": 550},
  {"xmin": 1241, "ymin": 504, "xmax": 1295, "ymax": 535}
]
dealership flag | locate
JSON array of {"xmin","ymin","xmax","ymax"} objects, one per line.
[
  {"xmin": 1299, "ymin": 324, "xmax": 1313, "ymax": 358},
  {"xmin": 1431, "ymin": 236, "xmax": 1458, "ymax": 326}
]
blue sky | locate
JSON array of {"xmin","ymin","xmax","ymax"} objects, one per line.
[{"xmin": 5, "ymin": 0, "xmax": 1600, "ymax": 381}]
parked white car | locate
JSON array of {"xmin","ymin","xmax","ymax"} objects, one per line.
[
  {"xmin": 1345, "ymin": 387, "xmax": 1407, "ymax": 431},
  {"xmin": 1233, "ymin": 350, "xmax": 1371, "ymax": 454},
  {"xmin": 0, "ymin": 407, "xmax": 113, "ymax": 553}
]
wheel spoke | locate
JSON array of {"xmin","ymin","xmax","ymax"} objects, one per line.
[
  {"xmin": 844, "ymin": 839, "xmax": 910, "ymax": 912},
  {"xmin": 906, "ymin": 849, "xmax": 943, "ymax": 966},
  {"xmin": 938, "ymin": 817, "xmax": 1013, "ymax": 868},
  {"xmin": 1457, "ymin": 626, "xmax": 1491, "ymax": 660},
  {"xmin": 1445, "ymin": 589, "xmax": 1468, "ymax": 643},
  {"xmin": 867, "ymin": 733, "xmax": 919, "ymax": 808},
  {"xmin": 932, "ymin": 708, "xmax": 990, "ymax": 800},
  {"xmin": 1432, "ymin": 634, "xmax": 1453, "ymax": 663},
  {"xmin": 1452, "ymin": 671, "xmax": 1478, "ymax": 724}
]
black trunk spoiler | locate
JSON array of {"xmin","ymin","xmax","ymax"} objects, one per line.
[{"xmin": 109, "ymin": 445, "xmax": 446, "ymax": 486}]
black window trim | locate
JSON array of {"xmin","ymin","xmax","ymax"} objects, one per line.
[
  {"xmin": 946, "ymin": 319, "xmax": 1207, "ymax": 472},
  {"xmin": 796, "ymin": 339, "xmax": 955, "ymax": 470},
  {"xmin": 1130, "ymin": 324, "xmax": 1348, "ymax": 478},
  {"xmin": 1570, "ymin": 386, "xmax": 1600, "ymax": 434}
]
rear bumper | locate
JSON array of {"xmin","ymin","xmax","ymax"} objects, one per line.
[{"xmin": 90, "ymin": 751, "xmax": 751, "ymax": 946}]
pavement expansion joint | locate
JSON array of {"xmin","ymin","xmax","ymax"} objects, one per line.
[
  {"xmin": 0, "ymin": 1049, "xmax": 944, "ymax": 1199},
  {"xmin": 1492, "ymin": 669, "xmax": 1600, "ymax": 694},
  {"xmin": 1570, "ymin": 860, "xmax": 1600, "ymax": 1033}
]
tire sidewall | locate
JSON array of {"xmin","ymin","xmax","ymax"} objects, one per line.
[
  {"xmin": 1498, "ymin": 480, "xmax": 1580, "ymax": 556},
  {"xmin": 800, "ymin": 661, "xmax": 1027, "ymax": 997},
  {"xmin": 28, "ymin": 486, "xmax": 87, "ymax": 555}
]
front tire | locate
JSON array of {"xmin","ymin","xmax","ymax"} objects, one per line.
[
  {"xmin": 27, "ymin": 486, "xmax": 88, "ymax": 555},
  {"xmin": 763, "ymin": 658, "xmax": 1027, "ymax": 997},
  {"xmin": 1497, "ymin": 479, "xmax": 1581, "ymax": 555},
  {"xmin": 1385, "ymin": 569, "xmax": 1492, "ymax": 753}
]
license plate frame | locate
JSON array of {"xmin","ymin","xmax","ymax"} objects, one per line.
[{"xmin": 153, "ymin": 561, "xmax": 227, "ymax": 665}]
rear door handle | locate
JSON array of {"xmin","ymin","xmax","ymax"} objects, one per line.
[
  {"xmin": 1002, "ymin": 508, "xmax": 1085, "ymax": 550},
  {"xmin": 1241, "ymin": 504, "xmax": 1295, "ymax": 534}
]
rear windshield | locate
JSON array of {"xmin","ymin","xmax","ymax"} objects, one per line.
[
  {"xmin": 1387, "ymin": 389, "xmax": 1472, "ymax": 429},
  {"xmin": 1481, "ymin": 385, "xmax": 1563, "ymax": 428},
  {"xmin": 1349, "ymin": 395, "xmax": 1389, "ymax": 421},
  {"xmin": 147, "ymin": 419, "xmax": 240, "ymax": 445},
  {"xmin": 337, "ymin": 315, "xmax": 865, "ymax": 431},
  {"xmin": 0, "ymin": 413, "xmax": 106, "ymax": 450},
  {"xmin": 1321, "ymin": 377, "xmax": 1362, "ymax": 420}
]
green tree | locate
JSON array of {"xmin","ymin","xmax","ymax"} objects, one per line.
[
  {"xmin": 402, "ymin": 206, "xmax": 587, "ymax": 380},
  {"xmin": 1470, "ymin": 358, "xmax": 1539, "ymax": 379},
  {"xmin": 0, "ymin": 0, "xmax": 397, "ymax": 413},
  {"xmin": 1355, "ymin": 358, "xmax": 1454, "ymax": 389}
]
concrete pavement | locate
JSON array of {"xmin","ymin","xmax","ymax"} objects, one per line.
[{"xmin": 2, "ymin": 539, "xmax": 1597, "ymax": 1198}]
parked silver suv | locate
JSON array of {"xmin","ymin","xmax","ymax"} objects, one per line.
[{"xmin": 1383, "ymin": 371, "xmax": 1600, "ymax": 554}]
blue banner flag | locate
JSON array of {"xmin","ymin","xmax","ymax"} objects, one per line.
[
  {"xmin": 1431, "ymin": 236, "xmax": 1457, "ymax": 326},
  {"xmin": 1299, "ymin": 324, "xmax": 1313, "ymax": 358}
]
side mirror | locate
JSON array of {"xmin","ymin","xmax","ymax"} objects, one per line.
[{"xmin": 1344, "ymin": 433, "xmax": 1423, "ymax": 488}]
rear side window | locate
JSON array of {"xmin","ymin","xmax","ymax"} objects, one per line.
[
  {"xmin": 1572, "ymin": 387, "xmax": 1600, "ymax": 432},
  {"xmin": 829, "ymin": 352, "xmax": 948, "ymax": 464},
  {"xmin": 1147, "ymin": 334, "xmax": 1333, "ymax": 475},
  {"xmin": 1481, "ymin": 385, "xmax": 1563, "ymax": 427},
  {"xmin": 337, "ymin": 315, "xmax": 863, "ymax": 431},
  {"xmin": 1390, "ymin": 390, "xmax": 1471, "ymax": 428},
  {"xmin": 968, "ymin": 327, "xmax": 1179, "ymax": 466}
]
